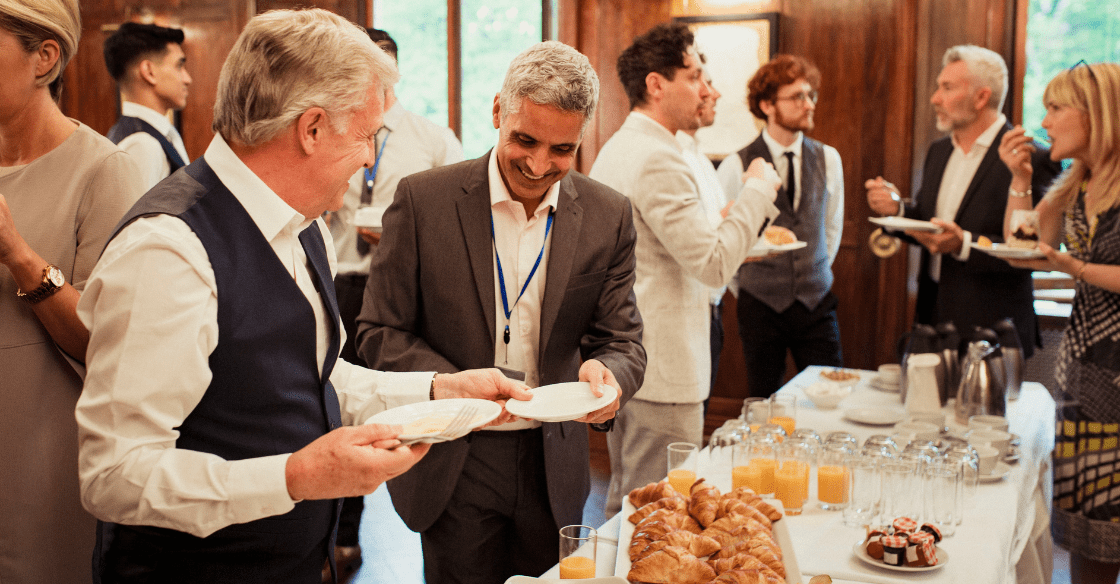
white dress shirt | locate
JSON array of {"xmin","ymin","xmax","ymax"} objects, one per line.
[
  {"xmin": 486, "ymin": 149, "xmax": 559, "ymax": 429},
  {"xmin": 677, "ymin": 130, "xmax": 729, "ymax": 305},
  {"xmin": 928, "ymin": 113, "xmax": 1007, "ymax": 281},
  {"xmin": 116, "ymin": 101, "xmax": 190, "ymax": 191},
  {"xmin": 76, "ymin": 134, "xmax": 434, "ymax": 538},
  {"xmin": 716, "ymin": 127, "xmax": 845, "ymax": 263}
]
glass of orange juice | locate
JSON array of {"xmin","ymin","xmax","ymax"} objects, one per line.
[
  {"xmin": 774, "ymin": 440, "xmax": 812, "ymax": 515},
  {"xmin": 817, "ymin": 443, "xmax": 851, "ymax": 511},
  {"xmin": 768, "ymin": 394, "xmax": 797, "ymax": 436},
  {"xmin": 666, "ymin": 442, "xmax": 699, "ymax": 496},
  {"xmin": 732, "ymin": 434, "xmax": 778, "ymax": 495},
  {"xmin": 558, "ymin": 524, "xmax": 596, "ymax": 579}
]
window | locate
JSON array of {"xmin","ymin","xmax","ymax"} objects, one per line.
[{"xmin": 375, "ymin": 0, "xmax": 550, "ymax": 159}]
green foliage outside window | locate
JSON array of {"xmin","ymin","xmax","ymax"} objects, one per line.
[
  {"xmin": 375, "ymin": 0, "xmax": 450, "ymax": 127},
  {"xmin": 1024, "ymin": 0, "xmax": 1120, "ymax": 143}
]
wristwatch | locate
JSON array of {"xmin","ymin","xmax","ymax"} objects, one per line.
[{"xmin": 16, "ymin": 264, "xmax": 65, "ymax": 304}]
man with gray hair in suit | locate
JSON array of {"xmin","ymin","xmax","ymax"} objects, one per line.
[
  {"xmin": 76, "ymin": 10, "xmax": 529, "ymax": 583},
  {"xmin": 358, "ymin": 40, "xmax": 646, "ymax": 584}
]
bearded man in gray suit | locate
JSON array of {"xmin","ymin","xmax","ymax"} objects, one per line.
[{"xmin": 356, "ymin": 41, "xmax": 646, "ymax": 584}]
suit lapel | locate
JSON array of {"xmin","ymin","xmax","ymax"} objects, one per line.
[
  {"xmin": 538, "ymin": 176, "xmax": 581, "ymax": 364},
  {"xmin": 456, "ymin": 156, "xmax": 497, "ymax": 347},
  {"xmin": 921, "ymin": 140, "xmax": 953, "ymax": 220},
  {"xmin": 954, "ymin": 123, "xmax": 1010, "ymax": 223}
]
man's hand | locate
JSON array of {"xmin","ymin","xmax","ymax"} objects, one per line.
[
  {"xmin": 433, "ymin": 368, "xmax": 533, "ymax": 427},
  {"xmin": 575, "ymin": 359, "xmax": 622, "ymax": 424},
  {"xmin": 909, "ymin": 218, "xmax": 964, "ymax": 255},
  {"xmin": 744, "ymin": 158, "xmax": 781, "ymax": 203},
  {"xmin": 865, "ymin": 176, "xmax": 902, "ymax": 216},
  {"xmin": 357, "ymin": 227, "xmax": 381, "ymax": 245},
  {"xmin": 285, "ymin": 424, "xmax": 430, "ymax": 501}
]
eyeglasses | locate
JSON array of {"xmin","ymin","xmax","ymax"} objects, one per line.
[
  {"xmin": 774, "ymin": 91, "xmax": 818, "ymax": 105},
  {"xmin": 1069, "ymin": 59, "xmax": 1099, "ymax": 87}
]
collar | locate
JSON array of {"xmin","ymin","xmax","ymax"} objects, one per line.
[
  {"xmin": 762, "ymin": 126, "xmax": 804, "ymax": 160},
  {"xmin": 952, "ymin": 113, "xmax": 1006, "ymax": 152},
  {"xmin": 676, "ymin": 130, "xmax": 700, "ymax": 154},
  {"xmin": 380, "ymin": 100, "xmax": 405, "ymax": 133},
  {"xmin": 628, "ymin": 111, "xmax": 681, "ymax": 151},
  {"xmin": 121, "ymin": 101, "xmax": 174, "ymax": 135},
  {"xmin": 487, "ymin": 148, "xmax": 560, "ymax": 216},
  {"xmin": 203, "ymin": 134, "xmax": 313, "ymax": 242}
]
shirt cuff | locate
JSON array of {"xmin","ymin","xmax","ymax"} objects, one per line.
[
  {"xmin": 226, "ymin": 453, "xmax": 298, "ymax": 523},
  {"xmin": 955, "ymin": 230, "xmax": 973, "ymax": 261}
]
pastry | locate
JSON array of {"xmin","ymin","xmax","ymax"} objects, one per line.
[
  {"xmin": 763, "ymin": 226, "xmax": 797, "ymax": 245},
  {"xmin": 688, "ymin": 479, "xmax": 721, "ymax": 527},
  {"xmin": 630, "ymin": 495, "xmax": 689, "ymax": 524},
  {"xmin": 629, "ymin": 480, "xmax": 679, "ymax": 508},
  {"xmin": 627, "ymin": 545, "xmax": 717, "ymax": 584}
]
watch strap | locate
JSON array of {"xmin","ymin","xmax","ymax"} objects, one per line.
[{"xmin": 16, "ymin": 265, "xmax": 63, "ymax": 304}]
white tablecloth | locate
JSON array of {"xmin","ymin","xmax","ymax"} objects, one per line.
[{"xmin": 542, "ymin": 366, "xmax": 1055, "ymax": 584}]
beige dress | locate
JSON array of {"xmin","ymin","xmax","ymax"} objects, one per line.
[{"xmin": 0, "ymin": 123, "xmax": 144, "ymax": 583}]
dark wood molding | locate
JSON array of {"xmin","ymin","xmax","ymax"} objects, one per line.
[{"xmin": 447, "ymin": 0, "xmax": 462, "ymax": 140}]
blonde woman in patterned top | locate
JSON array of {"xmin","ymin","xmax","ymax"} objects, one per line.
[{"xmin": 998, "ymin": 61, "xmax": 1120, "ymax": 584}]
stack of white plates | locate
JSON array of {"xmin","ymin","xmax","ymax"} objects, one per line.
[{"xmin": 869, "ymin": 375, "xmax": 901, "ymax": 392}]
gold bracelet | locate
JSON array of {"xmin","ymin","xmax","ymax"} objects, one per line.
[
  {"xmin": 1076, "ymin": 261, "xmax": 1088, "ymax": 283},
  {"xmin": 1008, "ymin": 186, "xmax": 1032, "ymax": 199}
]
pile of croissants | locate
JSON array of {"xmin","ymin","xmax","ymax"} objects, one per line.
[{"xmin": 625, "ymin": 479, "xmax": 786, "ymax": 584}]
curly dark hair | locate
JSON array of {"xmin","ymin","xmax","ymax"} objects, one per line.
[
  {"xmin": 616, "ymin": 22, "xmax": 694, "ymax": 110},
  {"xmin": 103, "ymin": 22, "xmax": 184, "ymax": 83},
  {"xmin": 747, "ymin": 54, "xmax": 821, "ymax": 120}
]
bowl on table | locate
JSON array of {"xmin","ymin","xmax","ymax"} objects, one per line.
[{"xmin": 804, "ymin": 381, "xmax": 852, "ymax": 410}]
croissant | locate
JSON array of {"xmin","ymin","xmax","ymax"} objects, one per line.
[
  {"xmin": 662, "ymin": 529, "xmax": 721, "ymax": 558},
  {"xmin": 688, "ymin": 479, "xmax": 721, "ymax": 527},
  {"xmin": 630, "ymin": 538, "xmax": 671, "ymax": 563},
  {"xmin": 725, "ymin": 486, "xmax": 762, "ymax": 504},
  {"xmin": 629, "ymin": 495, "xmax": 688, "ymax": 524},
  {"xmin": 710, "ymin": 569, "xmax": 777, "ymax": 584},
  {"xmin": 629, "ymin": 480, "xmax": 678, "ymax": 508},
  {"xmin": 747, "ymin": 545, "xmax": 785, "ymax": 578},
  {"xmin": 708, "ymin": 552, "xmax": 768, "ymax": 574},
  {"xmin": 640, "ymin": 508, "xmax": 702, "ymax": 534},
  {"xmin": 627, "ymin": 545, "xmax": 717, "ymax": 584},
  {"xmin": 746, "ymin": 498, "xmax": 783, "ymax": 522}
]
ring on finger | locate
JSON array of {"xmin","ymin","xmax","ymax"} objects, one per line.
[{"xmin": 1012, "ymin": 148, "xmax": 1018, "ymax": 154}]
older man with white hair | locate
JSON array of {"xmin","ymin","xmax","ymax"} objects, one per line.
[
  {"xmin": 865, "ymin": 44, "xmax": 1061, "ymax": 354},
  {"xmin": 76, "ymin": 9, "xmax": 530, "ymax": 584},
  {"xmin": 357, "ymin": 40, "xmax": 645, "ymax": 584}
]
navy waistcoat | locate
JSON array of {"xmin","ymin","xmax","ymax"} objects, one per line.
[
  {"xmin": 93, "ymin": 159, "xmax": 343, "ymax": 584},
  {"xmin": 107, "ymin": 116, "xmax": 187, "ymax": 174}
]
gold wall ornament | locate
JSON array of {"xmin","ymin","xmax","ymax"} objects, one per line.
[{"xmin": 870, "ymin": 228, "xmax": 901, "ymax": 258}]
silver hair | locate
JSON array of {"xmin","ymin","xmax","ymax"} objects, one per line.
[
  {"xmin": 498, "ymin": 41, "xmax": 599, "ymax": 127},
  {"xmin": 943, "ymin": 44, "xmax": 1008, "ymax": 111},
  {"xmin": 212, "ymin": 9, "xmax": 400, "ymax": 147}
]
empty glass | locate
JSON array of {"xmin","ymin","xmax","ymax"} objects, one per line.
[
  {"xmin": 926, "ymin": 459, "xmax": 959, "ymax": 537},
  {"xmin": 843, "ymin": 454, "xmax": 882, "ymax": 527},
  {"xmin": 824, "ymin": 431, "xmax": 858, "ymax": 448},
  {"xmin": 880, "ymin": 459, "xmax": 920, "ymax": 521}
]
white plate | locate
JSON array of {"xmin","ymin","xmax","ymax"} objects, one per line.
[
  {"xmin": 504, "ymin": 382, "xmax": 618, "ymax": 423},
  {"xmin": 746, "ymin": 240, "xmax": 808, "ymax": 257},
  {"xmin": 843, "ymin": 407, "xmax": 906, "ymax": 426},
  {"xmin": 617, "ymin": 496, "xmax": 801, "ymax": 583},
  {"xmin": 852, "ymin": 541, "xmax": 948, "ymax": 572},
  {"xmin": 868, "ymin": 376, "xmax": 901, "ymax": 393},
  {"xmin": 819, "ymin": 369, "xmax": 861, "ymax": 387},
  {"xmin": 970, "ymin": 242, "xmax": 1045, "ymax": 260},
  {"xmin": 979, "ymin": 461, "xmax": 1012, "ymax": 482},
  {"xmin": 869, "ymin": 216, "xmax": 944, "ymax": 233},
  {"xmin": 353, "ymin": 206, "xmax": 386, "ymax": 232},
  {"xmin": 363, "ymin": 398, "xmax": 501, "ymax": 443}
]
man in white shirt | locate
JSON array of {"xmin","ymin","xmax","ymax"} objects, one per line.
[
  {"xmin": 103, "ymin": 22, "xmax": 192, "ymax": 189},
  {"xmin": 589, "ymin": 22, "xmax": 782, "ymax": 515},
  {"xmin": 716, "ymin": 54, "xmax": 845, "ymax": 398},
  {"xmin": 356, "ymin": 41, "xmax": 645, "ymax": 584},
  {"xmin": 76, "ymin": 10, "xmax": 529, "ymax": 584},
  {"xmin": 865, "ymin": 45, "xmax": 1060, "ymax": 356}
]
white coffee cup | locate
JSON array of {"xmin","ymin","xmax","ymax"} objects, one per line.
[
  {"xmin": 969, "ymin": 414, "xmax": 1009, "ymax": 433},
  {"xmin": 974, "ymin": 445, "xmax": 1000, "ymax": 475},
  {"xmin": 968, "ymin": 429, "xmax": 1013, "ymax": 456},
  {"xmin": 878, "ymin": 364, "xmax": 901, "ymax": 385},
  {"xmin": 894, "ymin": 420, "xmax": 941, "ymax": 443}
]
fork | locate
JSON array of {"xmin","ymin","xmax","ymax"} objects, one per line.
[{"xmin": 398, "ymin": 404, "xmax": 479, "ymax": 446}]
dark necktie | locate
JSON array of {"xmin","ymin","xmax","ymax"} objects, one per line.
[
  {"xmin": 784, "ymin": 151, "xmax": 796, "ymax": 208},
  {"xmin": 298, "ymin": 224, "xmax": 341, "ymax": 387}
]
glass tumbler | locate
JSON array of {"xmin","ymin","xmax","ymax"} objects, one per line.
[
  {"xmin": 768, "ymin": 394, "xmax": 798, "ymax": 436},
  {"xmin": 558, "ymin": 524, "xmax": 597, "ymax": 579},
  {"xmin": 926, "ymin": 459, "xmax": 959, "ymax": 537},
  {"xmin": 666, "ymin": 442, "xmax": 698, "ymax": 496},
  {"xmin": 733, "ymin": 433, "xmax": 778, "ymax": 495},
  {"xmin": 817, "ymin": 442, "xmax": 851, "ymax": 511},
  {"xmin": 774, "ymin": 440, "xmax": 812, "ymax": 515},
  {"xmin": 843, "ymin": 454, "xmax": 882, "ymax": 527}
]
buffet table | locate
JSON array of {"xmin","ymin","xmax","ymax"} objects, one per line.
[{"xmin": 541, "ymin": 366, "xmax": 1056, "ymax": 584}]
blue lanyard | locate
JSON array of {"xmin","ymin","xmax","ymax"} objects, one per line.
[
  {"xmin": 491, "ymin": 210, "xmax": 554, "ymax": 345},
  {"xmin": 363, "ymin": 130, "xmax": 391, "ymax": 192}
]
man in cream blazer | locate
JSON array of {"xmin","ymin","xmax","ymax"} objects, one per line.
[{"xmin": 590, "ymin": 22, "xmax": 781, "ymax": 514}]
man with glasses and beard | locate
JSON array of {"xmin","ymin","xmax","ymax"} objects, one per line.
[
  {"xmin": 717, "ymin": 54, "xmax": 845, "ymax": 398},
  {"xmin": 865, "ymin": 45, "xmax": 1061, "ymax": 357}
]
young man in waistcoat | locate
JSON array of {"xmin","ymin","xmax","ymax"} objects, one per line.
[
  {"xmin": 76, "ymin": 10, "xmax": 530, "ymax": 584},
  {"xmin": 103, "ymin": 22, "xmax": 192, "ymax": 190},
  {"xmin": 716, "ymin": 54, "xmax": 845, "ymax": 398}
]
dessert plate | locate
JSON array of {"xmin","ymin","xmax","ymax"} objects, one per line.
[
  {"xmin": 843, "ymin": 407, "xmax": 906, "ymax": 426},
  {"xmin": 869, "ymin": 216, "xmax": 943, "ymax": 233},
  {"xmin": 979, "ymin": 461, "xmax": 1013, "ymax": 482},
  {"xmin": 746, "ymin": 240, "xmax": 808, "ymax": 257},
  {"xmin": 853, "ymin": 541, "xmax": 948, "ymax": 572},
  {"xmin": 971, "ymin": 243, "xmax": 1045, "ymax": 260},
  {"xmin": 504, "ymin": 382, "xmax": 618, "ymax": 423},
  {"xmin": 868, "ymin": 376, "xmax": 901, "ymax": 393},
  {"xmin": 363, "ymin": 398, "xmax": 501, "ymax": 443}
]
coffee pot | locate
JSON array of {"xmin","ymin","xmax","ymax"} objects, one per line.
[
  {"xmin": 897, "ymin": 323, "xmax": 940, "ymax": 403},
  {"xmin": 992, "ymin": 318, "xmax": 1024, "ymax": 401},
  {"xmin": 954, "ymin": 339, "xmax": 1008, "ymax": 425},
  {"xmin": 935, "ymin": 322, "xmax": 961, "ymax": 400}
]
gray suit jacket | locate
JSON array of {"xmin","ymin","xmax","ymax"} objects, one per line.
[{"xmin": 355, "ymin": 152, "xmax": 646, "ymax": 532}]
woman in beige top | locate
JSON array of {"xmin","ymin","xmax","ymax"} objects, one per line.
[{"xmin": 0, "ymin": 1, "xmax": 144, "ymax": 581}]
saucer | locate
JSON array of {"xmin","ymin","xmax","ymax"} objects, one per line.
[
  {"xmin": 843, "ymin": 407, "xmax": 906, "ymax": 426},
  {"xmin": 1004, "ymin": 446, "xmax": 1021, "ymax": 463},
  {"xmin": 979, "ymin": 461, "xmax": 1012, "ymax": 482},
  {"xmin": 868, "ymin": 376, "xmax": 901, "ymax": 392}
]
